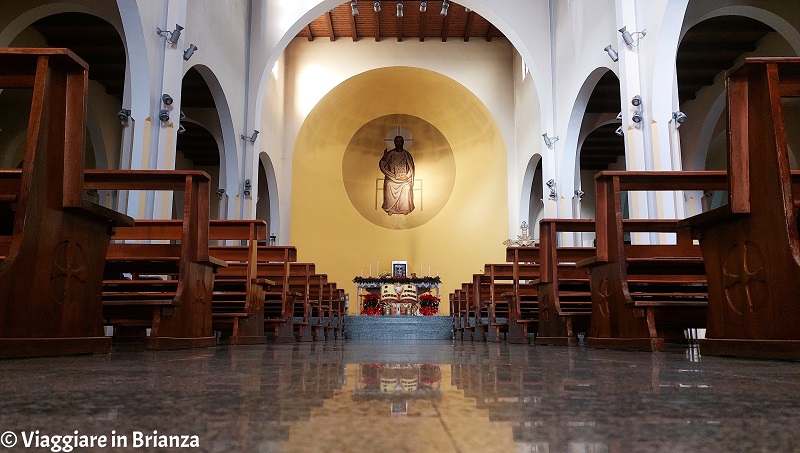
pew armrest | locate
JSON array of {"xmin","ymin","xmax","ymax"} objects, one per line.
[
  {"xmin": 66, "ymin": 200, "xmax": 135, "ymax": 228},
  {"xmin": 677, "ymin": 205, "xmax": 746, "ymax": 235},
  {"xmin": 254, "ymin": 278, "xmax": 276, "ymax": 288},
  {"xmin": 576, "ymin": 256, "xmax": 602, "ymax": 268},
  {"xmin": 201, "ymin": 256, "xmax": 228, "ymax": 269}
]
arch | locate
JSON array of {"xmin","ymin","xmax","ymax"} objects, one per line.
[
  {"xmin": 186, "ymin": 64, "xmax": 240, "ymax": 198},
  {"xmin": 519, "ymin": 153, "xmax": 543, "ymax": 236},
  {"xmin": 258, "ymin": 152, "xmax": 280, "ymax": 239},
  {"xmin": 563, "ymin": 67, "xmax": 618, "ymax": 201}
]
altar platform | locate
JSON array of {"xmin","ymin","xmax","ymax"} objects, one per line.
[{"xmin": 345, "ymin": 316, "xmax": 453, "ymax": 340}]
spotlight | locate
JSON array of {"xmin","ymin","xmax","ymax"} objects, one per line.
[
  {"xmin": 631, "ymin": 95, "xmax": 641, "ymax": 106},
  {"xmin": 161, "ymin": 93, "xmax": 174, "ymax": 106},
  {"xmin": 549, "ymin": 188, "xmax": 557, "ymax": 200},
  {"xmin": 177, "ymin": 123, "xmax": 186, "ymax": 134},
  {"xmin": 672, "ymin": 111, "xmax": 687, "ymax": 124},
  {"xmin": 616, "ymin": 111, "xmax": 623, "ymax": 121},
  {"xmin": 546, "ymin": 179, "xmax": 555, "ymax": 189},
  {"xmin": 419, "ymin": 1, "xmax": 427, "ymax": 12},
  {"xmin": 117, "ymin": 108, "xmax": 131, "ymax": 123},
  {"xmin": 632, "ymin": 111, "xmax": 642, "ymax": 123},
  {"xmin": 619, "ymin": 26, "xmax": 646, "ymax": 48},
  {"xmin": 542, "ymin": 133, "xmax": 559, "ymax": 147},
  {"xmin": 604, "ymin": 45, "xmax": 619, "ymax": 62},
  {"xmin": 574, "ymin": 190, "xmax": 585, "ymax": 200},
  {"xmin": 241, "ymin": 130, "xmax": 259, "ymax": 143},
  {"xmin": 159, "ymin": 109, "xmax": 170, "ymax": 123},
  {"xmin": 373, "ymin": 1, "xmax": 380, "ymax": 12},
  {"xmin": 244, "ymin": 179, "xmax": 252, "ymax": 197},
  {"xmin": 216, "ymin": 188, "xmax": 226, "ymax": 199},
  {"xmin": 156, "ymin": 24, "xmax": 184, "ymax": 45},
  {"xmin": 350, "ymin": 0, "xmax": 359, "ymax": 16},
  {"xmin": 440, "ymin": 0, "xmax": 449, "ymax": 16},
  {"xmin": 183, "ymin": 43, "xmax": 198, "ymax": 61},
  {"xmin": 396, "ymin": 1, "xmax": 403, "ymax": 17},
  {"xmin": 615, "ymin": 126, "xmax": 624, "ymax": 136}
]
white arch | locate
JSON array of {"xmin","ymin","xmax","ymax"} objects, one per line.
[
  {"xmin": 258, "ymin": 152, "xmax": 280, "ymax": 239},
  {"xmin": 563, "ymin": 67, "xmax": 618, "ymax": 207},
  {"xmin": 184, "ymin": 64, "xmax": 240, "ymax": 200},
  {"xmin": 519, "ymin": 153, "xmax": 543, "ymax": 229}
]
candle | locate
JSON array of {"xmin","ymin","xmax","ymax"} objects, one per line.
[
  {"xmin": 420, "ymin": 261, "xmax": 423, "ymax": 276},
  {"xmin": 377, "ymin": 261, "xmax": 379, "ymax": 275},
  {"xmin": 436, "ymin": 268, "xmax": 439, "ymax": 276},
  {"xmin": 369, "ymin": 265, "xmax": 372, "ymax": 276},
  {"xmin": 428, "ymin": 264, "xmax": 431, "ymax": 276},
  {"xmin": 360, "ymin": 268, "xmax": 363, "ymax": 277}
]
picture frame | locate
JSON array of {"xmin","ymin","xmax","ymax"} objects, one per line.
[{"xmin": 391, "ymin": 261, "xmax": 408, "ymax": 277}]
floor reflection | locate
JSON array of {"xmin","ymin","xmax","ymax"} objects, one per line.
[{"xmin": 0, "ymin": 342, "xmax": 798, "ymax": 452}]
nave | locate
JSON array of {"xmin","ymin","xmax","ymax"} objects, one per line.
[{"xmin": 0, "ymin": 341, "xmax": 797, "ymax": 452}]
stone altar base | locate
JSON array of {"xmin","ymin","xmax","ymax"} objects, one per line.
[{"xmin": 345, "ymin": 316, "xmax": 453, "ymax": 340}]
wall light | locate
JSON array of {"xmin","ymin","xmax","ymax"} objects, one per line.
[
  {"xmin": 420, "ymin": 1, "xmax": 427, "ymax": 13},
  {"xmin": 159, "ymin": 109, "xmax": 170, "ymax": 123},
  {"xmin": 574, "ymin": 190, "xmax": 585, "ymax": 200},
  {"xmin": 632, "ymin": 108, "xmax": 643, "ymax": 123},
  {"xmin": 350, "ymin": 0, "xmax": 359, "ymax": 16},
  {"xmin": 542, "ymin": 133, "xmax": 559, "ymax": 148},
  {"xmin": 162, "ymin": 93, "xmax": 174, "ymax": 106},
  {"xmin": 619, "ymin": 26, "xmax": 646, "ymax": 48},
  {"xmin": 241, "ymin": 130, "xmax": 259, "ymax": 143},
  {"xmin": 117, "ymin": 108, "xmax": 131, "ymax": 124},
  {"xmin": 183, "ymin": 44, "xmax": 198, "ymax": 61},
  {"xmin": 672, "ymin": 111, "xmax": 687, "ymax": 124},
  {"xmin": 243, "ymin": 179, "xmax": 252, "ymax": 196},
  {"xmin": 396, "ymin": 2, "xmax": 404, "ymax": 17},
  {"xmin": 440, "ymin": 0, "xmax": 449, "ymax": 16},
  {"xmin": 615, "ymin": 126, "xmax": 624, "ymax": 136},
  {"xmin": 604, "ymin": 45, "xmax": 619, "ymax": 62},
  {"xmin": 373, "ymin": 1, "xmax": 380, "ymax": 13},
  {"xmin": 631, "ymin": 95, "xmax": 641, "ymax": 106},
  {"xmin": 156, "ymin": 24, "xmax": 183, "ymax": 45},
  {"xmin": 216, "ymin": 188, "xmax": 226, "ymax": 199}
]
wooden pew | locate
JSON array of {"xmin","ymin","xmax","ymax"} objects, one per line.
[
  {"xmin": 534, "ymin": 219, "xmax": 595, "ymax": 346},
  {"xmin": 473, "ymin": 270, "xmax": 512, "ymax": 342},
  {"xmin": 503, "ymin": 247, "xmax": 543, "ymax": 344},
  {"xmin": 581, "ymin": 171, "xmax": 727, "ymax": 351},
  {"xmin": 680, "ymin": 58, "xmax": 800, "ymax": 360},
  {"xmin": 0, "ymin": 48, "xmax": 133, "ymax": 358},
  {"xmin": 215, "ymin": 246, "xmax": 300, "ymax": 343},
  {"xmin": 92, "ymin": 170, "xmax": 225, "ymax": 350},
  {"xmin": 460, "ymin": 283, "xmax": 477, "ymax": 341}
]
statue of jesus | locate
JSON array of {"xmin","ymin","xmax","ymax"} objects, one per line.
[{"xmin": 379, "ymin": 135, "xmax": 415, "ymax": 215}]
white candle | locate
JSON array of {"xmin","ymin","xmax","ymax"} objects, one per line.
[
  {"xmin": 429, "ymin": 264, "xmax": 431, "ymax": 275},
  {"xmin": 420, "ymin": 261, "xmax": 423, "ymax": 276},
  {"xmin": 369, "ymin": 265, "xmax": 372, "ymax": 276},
  {"xmin": 377, "ymin": 261, "xmax": 379, "ymax": 275},
  {"xmin": 360, "ymin": 268, "xmax": 363, "ymax": 277},
  {"xmin": 436, "ymin": 268, "xmax": 439, "ymax": 276}
]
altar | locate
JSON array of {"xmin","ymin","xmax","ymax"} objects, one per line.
[{"xmin": 353, "ymin": 275, "xmax": 441, "ymax": 316}]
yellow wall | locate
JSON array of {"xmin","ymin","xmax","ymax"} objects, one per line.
[{"xmin": 291, "ymin": 67, "xmax": 508, "ymax": 314}]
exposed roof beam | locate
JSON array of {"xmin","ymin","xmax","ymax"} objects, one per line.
[
  {"xmin": 349, "ymin": 7, "xmax": 359, "ymax": 41},
  {"xmin": 419, "ymin": 7, "xmax": 427, "ymax": 42},
  {"xmin": 305, "ymin": 24, "xmax": 313, "ymax": 41},
  {"xmin": 325, "ymin": 10, "xmax": 335, "ymax": 41},
  {"xmin": 441, "ymin": 9, "xmax": 451, "ymax": 42},
  {"xmin": 397, "ymin": 9, "xmax": 403, "ymax": 42},
  {"xmin": 486, "ymin": 23, "xmax": 494, "ymax": 42},
  {"xmin": 464, "ymin": 11, "xmax": 474, "ymax": 42},
  {"xmin": 375, "ymin": 7, "xmax": 381, "ymax": 42}
]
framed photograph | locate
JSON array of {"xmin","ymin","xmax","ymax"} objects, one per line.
[{"xmin": 392, "ymin": 261, "xmax": 408, "ymax": 277}]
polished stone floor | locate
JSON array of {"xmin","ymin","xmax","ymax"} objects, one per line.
[{"xmin": 0, "ymin": 341, "xmax": 798, "ymax": 452}]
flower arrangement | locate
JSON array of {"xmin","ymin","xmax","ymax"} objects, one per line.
[
  {"xmin": 418, "ymin": 293, "xmax": 440, "ymax": 316},
  {"xmin": 360, "ymin": 292, "xmax": 384, "ymax": 316},
  {"xmin": 353, "ymin": 275, "xmax": 442, "ymax": 286}
]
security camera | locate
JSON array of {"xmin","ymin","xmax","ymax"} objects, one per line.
[
  {"xmin": 216, "ymin": 188, "xmax": 225, "ymax": 198},
  {"xmin": 632, "ymin": 112, "xmax": 642, "ymax": 123},
  {"xmin": 604, "ymin": 45, "xmax": 619, "ymax": 62},
  {"xmin": 183, "ymin": 44, "xmax": 197, "ymax": 61},
  {"xmin": 574, "ymin": 190, "xmax": 585, "ymax": 200},
  {"xmin": 672, "ymin": 111, "xmax": 687, "ymax": 124},
  {"xmin": 161, "ymin": 94, "xmax": 174, "ymax": 106},
  {"xmin": 159, "ymin": 109, "xmax": 170, "ymax": 122},
  {"xmin": 631, "ymin": 95, "xmax": 642, "ymax": 106},
  {"xmin": 615, "ymin": 126, "xmax": 624, "ymax": 136},
  {"xmin": 117, "ymin": 108, "xmax": 131, "ymax": 123}
]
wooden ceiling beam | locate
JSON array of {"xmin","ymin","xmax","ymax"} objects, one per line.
[
  {"xmin": 350, "ymin": 7, "xmax": 359, "ymax": 41},
  {"xmin": 419, "ymin": 6, "xmax": 427, "ymax": 42},
  {"xmin": 464, "ymin": 11, "xmax": 474, "ymax": 42},
  {"xmin": 325, "ymin": 10, "xmax": 336, "ymax": 41},
  {"xmin": 375, "ymin": 7, "xmax": 381, "ymax": 42},
  {"xmin": 486, "ymin": 23, "xmax": 494, "ymax": 42},
  {"xmin": 441, "ymin": 8, "xmax": 451, "ymax": 42},
  {"xmin": 305, "ymin": 24, "xmax": 313, "ymax": 41}
]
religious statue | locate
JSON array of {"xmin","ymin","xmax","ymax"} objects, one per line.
[{"xmin": 379, "ymin": 135, "xmax": 415, "ymax": 215}]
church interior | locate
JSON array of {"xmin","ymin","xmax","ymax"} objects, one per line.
[{"xmin": 1, "ymin": 1, "xmax": 800, "ymax": 451}]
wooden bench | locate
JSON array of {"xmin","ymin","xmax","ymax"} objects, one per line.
[
  {"xmin": 92, "ymin": 170, "xmax": 226, "ymax": 350},
  {"xmin": 581, "ymin": 171, "xmax": 728, "ymax": 351},
  {"xmin": 215, "ymin": 246, "xmax": 301, "ymax": 343},
  {"xmin": 0, "ymin": 48, "xmax": 133, "ymax": 358},
  {"xmin": 534, "ymin": 219, "xmax": 595, "ymax": 346},
  {"xmin": 502, "ymin": 247, "xmax": 543, "ymax": 344},
  {"xmin": 680, "ymin": 58, "xmax": 800, "ymax": 360}
]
